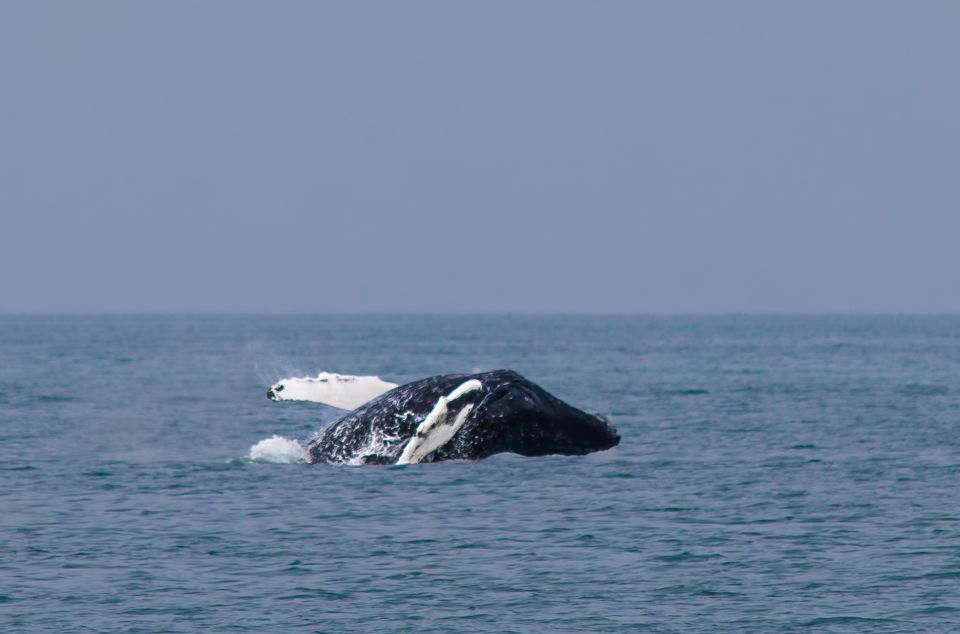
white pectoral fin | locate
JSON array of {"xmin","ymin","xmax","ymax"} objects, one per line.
[
  {"xmin": 446, "ymin": 379, "xmax": 483, "ymax": 402},
  {"xmin": 267, "ymin": 372, "xmax": 398, "ymax": 410},
  {"xmin": 397, "ymin": 379, "xmax": 482, "ymax": 465},
  {"xmin": 397, "ymin": 396, "xmax": 449, "ymax": 464}
]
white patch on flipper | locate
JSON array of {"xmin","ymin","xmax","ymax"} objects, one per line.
[
  {"xmin": 267, "ymin": 372, "xmax": 398, "ymax": 410},
  {"xmin": 401, "ymin": 403, "xmax": 474, "ymax": 465},
  {"xmin": 446, "ymin": 379, "xmax": 483, "ymax": 402},
  {"xmin": 397, "ymin": 380, "xmax": 482, "ymax": 465}
]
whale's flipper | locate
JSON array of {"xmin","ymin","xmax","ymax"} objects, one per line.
[
  {"xmin": 266, "ymin": 372, "xmax": 398, "ymax": 410},
  {"xmin": 397, "ymin": 379, "xmax": 482, "ymax": 464}
]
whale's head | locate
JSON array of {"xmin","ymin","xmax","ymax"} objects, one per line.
[
  {"xmin": 454, "ymin": 373, "xmax": 621, "ymax": 459},
  {"xmin": 561, "ymin": 412, "xmax": 620, "ymax": 453},
  {"xmin": 535, "ymin": 407, "xmax": 620, "ymax": 455}
]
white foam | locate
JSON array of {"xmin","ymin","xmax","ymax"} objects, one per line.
[
  {"xmin": 342, "ymin": 429, "xmax": 406, "ymax": 466},
  {"xmin": 267, "ymin": 372, "xmax": 398, "ymax": 410},
  {"xmin": 397, "ymin": 379, "xmax": 482, "ymax": 465},
  {"xmin": 248, "ymin": 435, "xmax": 308, "ymax": 464}
]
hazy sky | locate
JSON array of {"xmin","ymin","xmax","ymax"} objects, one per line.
[{"xmin": 2, "ymin": 1, "xmax": 958, "ymax": 313}]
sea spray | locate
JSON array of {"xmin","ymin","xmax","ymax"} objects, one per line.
[{"xmin": 249, "ymin": 435, "xmax": 308, "ymax": 464}]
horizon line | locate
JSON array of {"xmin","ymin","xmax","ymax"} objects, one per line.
[{"xmin": 2, "ymin": 311, "xmax": 959, "ymax": 318}]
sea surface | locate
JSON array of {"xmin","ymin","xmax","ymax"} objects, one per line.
[{"xmin": 2, "ymin": 315, "xmax": 959, "ymax": 632}]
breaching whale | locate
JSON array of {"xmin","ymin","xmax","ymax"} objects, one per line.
[{"xmin": 267, "ymin": 369, "xmax": 620, "ymax": 465}]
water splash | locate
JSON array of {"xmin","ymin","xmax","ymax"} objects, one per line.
[{"xmin": 249, "ymin": 435, "xmax": 308, "ymax": 464}]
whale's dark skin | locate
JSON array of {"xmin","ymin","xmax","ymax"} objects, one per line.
[{"xmin": 305, "ymin": 370, "xmax": 620, "ymax": 465}]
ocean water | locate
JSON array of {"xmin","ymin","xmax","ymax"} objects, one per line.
[{"xmin": 2, "ymin": 315, "xmax": 959, "ymax": 632}]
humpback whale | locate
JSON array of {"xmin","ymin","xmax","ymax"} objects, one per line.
[{"xmin": 268, "ymin": 369, "xmax": 619, "ymax": 465}]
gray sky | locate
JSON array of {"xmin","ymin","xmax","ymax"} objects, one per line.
[{"xmin": 2, "ymin": 1, "xmax": 958, "ymax": 313}]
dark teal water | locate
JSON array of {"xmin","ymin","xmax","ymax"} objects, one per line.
[{"xmin": 2, "ymin": 316, "xmax": 959, "ymax": 632}]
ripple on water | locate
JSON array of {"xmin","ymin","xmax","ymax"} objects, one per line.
[{"xmin": 4, "ymin": 315, "xmax": 960, "ymax": 632}]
